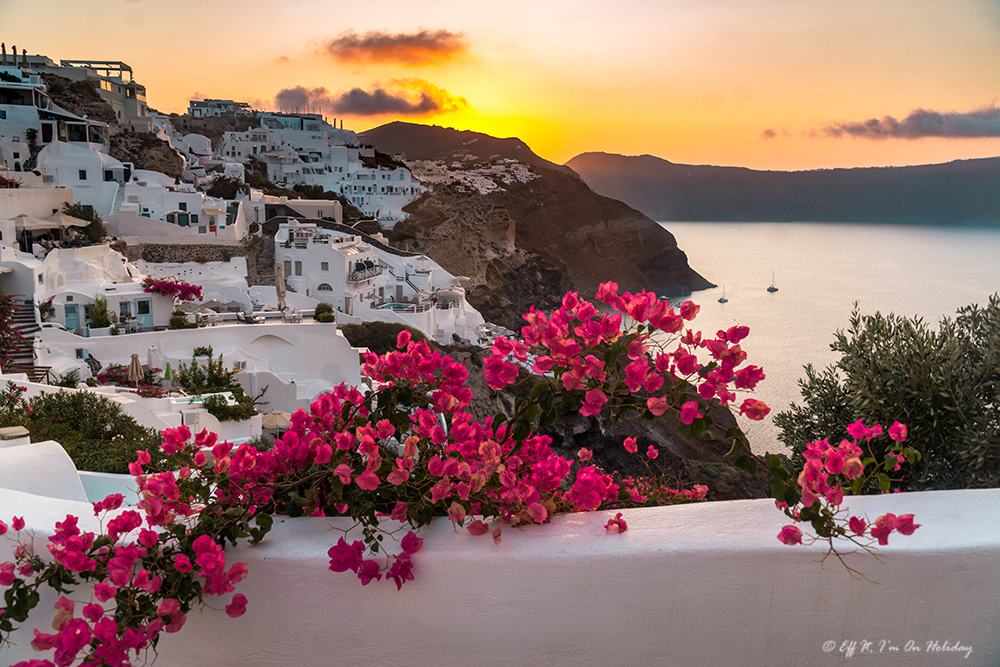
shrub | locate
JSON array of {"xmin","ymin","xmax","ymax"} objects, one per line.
[
  {"xmin": 205, "ymin": 175, "xmax": 245, "ymax": 200},
  {"xmin": 88, "ymin": 296, "xmax": 112, "ymax": 329},
  {"xmin": 178, "ymin": 350, "xmax": 258, "ymax": 422},
  {"xmin": 314, "ymin": 302, "xmax": 334, "ymax": 316},
  {"xmin": 776, "ymin": 296, "xmax": 1000, "ymax": 490},
  {"xmin": 169, "ymin": 309, "xmax": 197, "ymax": 330},
  {"xmin": 340, "ymin": 321, "xmax": 426, "ymax": 355},
  {"xmin": 315, "ymin": 312, "xmax": 336, "ymax": 323},
  {"xmin": 62, "ymin": 202, "xmax": 105, "ymax": 242},
  {"xmin": 0, "ymin": 382, "xmax": 176, "ymax": 473}
]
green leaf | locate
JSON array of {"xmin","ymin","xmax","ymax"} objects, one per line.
[{"xmin": 877, "ymin": 473, "xmax": 891, "ymax": 493}]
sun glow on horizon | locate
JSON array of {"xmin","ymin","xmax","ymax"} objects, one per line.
[{"xmin": 3, "ymin": 0, "xmax": 999, "ymax": 171}]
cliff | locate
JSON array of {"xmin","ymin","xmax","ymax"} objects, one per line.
[
  {"xmin": 360, "ymin": 122, "xmax": 711, "ymax": 330},
  {"xmin": 567, "ymin": 151, "xmax": 1000, "ymax": 224}
]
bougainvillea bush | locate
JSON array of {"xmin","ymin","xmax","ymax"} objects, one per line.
[
  {"xmin": 0, "ymin": 284, "xmax": 918, "ymax": 666},
  {"xmin": 140, "ymin": 278, "xmax": 203, "ymax": 303}
]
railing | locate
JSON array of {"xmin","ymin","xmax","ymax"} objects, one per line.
[{"xmin": 347, "ymin": 266, "xmax": 383, "ymax": 283}]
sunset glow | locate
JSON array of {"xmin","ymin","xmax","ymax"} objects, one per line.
[{"xmin": 4, "ymin": 0, "xmax": 999, "ymax": 170}]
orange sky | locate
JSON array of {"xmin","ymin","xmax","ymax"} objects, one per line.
[{"xmin": 4, "ymin": 0, "xmax": 1000, "ymax": 170}]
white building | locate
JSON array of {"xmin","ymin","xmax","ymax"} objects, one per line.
[
  {"xmin": 214, "ymin": 114, "xmax": 423, "ymax": 222},
  {"xmin": 274, "ymin": 220, "xmax": 484, "ymax": 344}
]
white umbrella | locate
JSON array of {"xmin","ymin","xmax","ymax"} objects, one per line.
[
  {"xmin": 128, "ymin": 353, "xmax": 143, "ymax": 388},
  {"xmin": 261, "ymin": 409, "xmax": 291, "ymax": 429},
  {"xmin": 275, "ymin": 262, "xmax": 287, "ymax": 312},
  {"xmin": 12, "ymin": 214, "xmax": 57, "ymax": 232},
  {"xmin": 42, "ymin": 213, "xmax": 91, "ymax": 230}
]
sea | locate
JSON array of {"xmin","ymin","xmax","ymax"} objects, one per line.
[{"xmin": 657, "ymin": 221, "xmax": 1000, "ymax": 455}]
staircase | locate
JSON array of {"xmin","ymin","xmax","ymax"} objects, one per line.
[
  {"xmin": 111, "ymin": 182, "xmax": 127, "ymax": 214},
  {"xmin": 3, "ymin": 299, "xmax": 51, "ymax": 383}
]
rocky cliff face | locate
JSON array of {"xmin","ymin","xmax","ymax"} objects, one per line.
[
  {"xmin": 41, "ymin": 74, "xmax": 183, "ymax": 178},
  {"xmin": 362, "ymin": 123, "xmax": 712, "ymax": 330}
]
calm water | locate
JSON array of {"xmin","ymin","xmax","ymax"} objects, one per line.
[{"xmin": 657, "ymin": 221, "xmax": 1000, "ymax": 454}]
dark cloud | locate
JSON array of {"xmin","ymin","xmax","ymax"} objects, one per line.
[
  {"xmin": 821, "ymin": 104, "xmax": 1000, "ymax": 139},
  {"xmin": 761, "ymin": 128, "xmax": 777, "ymax": 139},
  {"xmin": 324, "ymin": 29, "xmax": 468, "ymax": 66},
  {"xmin": 271, "ymin": 80, "xmax": 470, "ymax": 117}
]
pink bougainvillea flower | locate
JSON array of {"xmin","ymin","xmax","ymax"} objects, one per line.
[
  {"xmin": 390, "ymin": 502, "xmax": 408, "ymax": 522},
  {"xmin": 11, "ymin": 516, "xmax": 24, "ymax": 532},
  {"xmin": 738, "ymin": 398, "xmax": 770, "ymax": 421},
  {"xmin": 357, "ymin": 559, "xmax": 382, "ymax": 585},
  {"xmin": 646, "ymin": 395, "xmax": 668, "ymax": 416},
  {"xmin": 355, "ymin": 470, "xmax": 380, "ymax": 491},
  {"xmin": 870, "ymin": 514, "xmax": 897, "ymax": 546},
  {"xmin": 894, "ymin": 514, "xmax": 920, "ymax": 536},
  {"xmin": 888, "ymin": 422, "xmax": 908, "ymax": 442},
  {"xmin": 646, "ymin": 445, "xmax": 659, "ymax": 460},
  {"xmin": 579, "ymin": 388, "xmax": 608, "ymax": 417},
  {"xmin": 848, "ymin": 516, "xmax": 867, "ymax": 535},
  {"xmin": 679, "ymin": 300, "xmax": 700, "ymax": 320},
  {"xmin": 577, "ymin": 447, "xmax": 593, "ymax": 462},
  {"xmin": 527, "ymin": 502, "xmax": 548, "ymax": 524},
  {"xmin": 604, "ymin": 512, "xmax": 628, "ymax": 533},
  {"xmin": 623, "ymin": 437, "xmax": 638, "ymax": 454},
  {"xmin": 466, "ymin": 519, "xmax": 490, "ymax": 536},
  {"xmin": 225, "ymin": 594, "xmax": 248, "ymax": 618},
  {"xmin": 396, "ymin": 330, "xmax": 411, "ymax": 349},
  {"xmin": 400, "ymin": 531, "xmax": 424, "ymax": 555},
  {"xmin": 777, "ymin": 525, "xmax": 803, "ymax": 545},
  {"xmin": 447, "ymin": 502, "xmax": 467, "ymax": 523},
  {"xmin": 842, "ymin": 456, "xmax": 864, "ymax": 480},
  {"xmin": 93, "ymin": 582, "xmax": 116, "ymax": 602},
  {"xmin": 679, "ymin": 400, "xmax": 702, "ymax": 425}
]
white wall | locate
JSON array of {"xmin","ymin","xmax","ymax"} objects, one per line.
[
  {"xmin": 0, "ymin": 187, "xmax": 73, "ymax": 219},
  {"xmin": 1, "ymin": 488, "xmax": 997, "ymax": 665}
]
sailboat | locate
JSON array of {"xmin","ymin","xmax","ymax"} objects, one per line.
[
  {"xmin": 718, "ymin": 285, "xmax": 728, "ymax": 303},
  {"xmin": 767, "ymin": 271, "xmax": 779, "ymax": 293}
]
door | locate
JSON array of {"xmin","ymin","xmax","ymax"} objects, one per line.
[
  {"xmin": 64, "ymin": 305, "xmax": 80, "ymax": 333},
  {"xmin": 135, "ymin": 298, "xmax": 153, "ymax": 329}
]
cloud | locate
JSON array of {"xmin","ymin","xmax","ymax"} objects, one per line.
[
  {"xmin": 820, "ymin": 104, "xmax": 1000, "ymax": 139},
  {"xmin": 271, "ymin": 79, "xmax": 470, "ymax": 117},
  {"xmin": 274, "ymin": 55, "xmax": 291, "ymax": 65},
  {"xmin": 760, "ymin": 127, "xmax": 791, "ymax": 140},
  {"xmin": 323, "ymin": 29, "xmax": 468, "ymax": 66}
]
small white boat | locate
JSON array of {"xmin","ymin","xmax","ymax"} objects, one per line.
[
  {"xmin": 718, "ymin": 285, "xmax": 728, "ymax": 303},
  {"xmin": 767, "ymin": 271, "xmax": 778, "ymax": 293}
]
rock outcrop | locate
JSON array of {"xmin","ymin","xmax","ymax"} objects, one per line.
[{"xmin": 361, "ymin": 122, "xmax": 712, "ymax": 331}]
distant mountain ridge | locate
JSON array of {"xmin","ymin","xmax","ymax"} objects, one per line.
[
  {"xmin": 359, "ymin": 122, "xmax": 711, "ymax": 330},
  {"xmin": 566, "ymin": 152, "xmax": 1000, "ymax": 224}
]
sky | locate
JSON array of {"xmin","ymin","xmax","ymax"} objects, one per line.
[{"xmin": 4, "ymin": 0, "xmax": 1000, "ymax": 171}]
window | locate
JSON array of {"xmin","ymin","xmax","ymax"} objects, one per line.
[
  {"xmin": 79, "ymin": 169, "xmax": 87, "ymax": 180},
  {"xmin": 284, "ymin": 260, "xmax": 292, "ymax": 276},
  {"xmin": 38, "ymin": 274, "xmax": 44, "ymax": 285},
  {"xmin": 317, "ymin": 283, "xmax": 333, "ymax": 291},
  {"xmin": 191, "ymin": 214, "xmax": 199, "ymax": 224},
  {"xmin": 75, "ymin": 348, "xmax": 87, "ymax": 360},
  {"xmin": 294, "ymin": 261, "xmax": 302, "ymax": 276},
  {"xmin": 137, "ymin": 301, "xmax": 151, "ymax": 315},
  {"xmin": 179, "ymin": 202, "xmax": 187, "ymax": 211},
  {"xmin": 12, "ymin": 152, "xmax": 18, "ymax": 159},
  {"xmin": 318, "ymin": 211, "xmax": 323, "ymax": 218},
  {"xmin": 66, "ymin": 296, "xmax": 73, "ymax": 302},
  {"xmin": 166, "ymin": 214, "xmax": 175, "ymax": 223},
  {"xmin": 119, "ymin": 302, "xmax": 131, "ymax": 318},
  {"xmin": 320, "ymin": 262, "xmax": 329, "ymax": 272}
]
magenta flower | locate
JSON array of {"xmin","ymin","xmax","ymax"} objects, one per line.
[
  {"xmin": 604, "ymin": 512, "xmax": 628, "ymax": 533},
  {"xmin": 679, "ymin": 400, "xmax": 702, "ymax": 425},
  {"xmin": 355, "ymin": 470, "xmax": 380, "ymax": 490},
  {"xmin": 623, "ymin": 437, "xmax": 638, "ymax": 454},
  {"xmin": 357, "ymin": 560, "xmax": 382, "ymax": 585},
  {"xmin": 848, "ymin": 516, "xmax": 867, "ymax": 535},
  {"xmin": 777, "ymin": 525, "xmax": 803, "ymax": 545},
  {"xmin": 577, "ymin": 447, "xmax": 593, "ymax": 462},
  {"xmin": 889, "ymin": 421, "xmax": 908, "ymax": 442},
  {"xmin": 527, "ymin": 502, "xmax": 548, "ymax": 524},
  {"xmin": 646, "ymin": 445, "xmax": 659, "ymax": 460},
  {"xmin": 11, "ymin": 516, "xmax": 24, "ymax": 532},
  {"xmin": 225, "ymin": 594, "xmax": 248, "ymax": 618},
  {"xmin": 738, "ymin": 398, "xmax": 770, "ymax": 421},
  {"xmin": 646, "ymin": 395, "xmax": 668, "ymax": 416},
  {"xmin": 894, "ymin": 514, "xmax": 920, "ymax": 536}
]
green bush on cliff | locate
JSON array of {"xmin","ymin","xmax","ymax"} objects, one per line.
[
  {"xmin": 340, "ymin": 321, "xmax": 427, "ymax": 356},
  {"xmin": 776, "ymin": 295, "xmax": 1000, "ymax": 491}
]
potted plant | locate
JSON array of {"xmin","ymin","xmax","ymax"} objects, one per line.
[{"xmin": 87, "ymin": 296, "xmax": 114, "ymax": 337}]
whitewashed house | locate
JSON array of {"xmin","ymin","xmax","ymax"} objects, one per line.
[{"xmin": 275, "ymin": 220, "xmax": 484, "ymax": 344}]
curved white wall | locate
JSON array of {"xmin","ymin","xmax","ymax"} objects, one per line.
[{"xmin": 2, "ymin": 488, "xmax": 997, "ymax": 665}]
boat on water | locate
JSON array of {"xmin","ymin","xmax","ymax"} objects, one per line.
[
  {"xmin": 767, "ymin": 271, "xmax": 778, "ymax": 293},
  {"xmin": 718, "ymin": 285, "xmax": 728, "ymax": 303}
]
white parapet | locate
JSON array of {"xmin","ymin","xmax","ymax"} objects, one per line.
[{"xmin": 1, "ymin": 488, "xmax": 997, "ymax": 665}]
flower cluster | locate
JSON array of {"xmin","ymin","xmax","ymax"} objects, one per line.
[
  {"xmin": 0, "ymin": 287, "xmax": 918, "ymax": 664},
  {"xmin": 140, "ymin": 277, "xmax": 203, "ymax": 302},
  {"xmin": 770, "ymin": 419, "xmax": 921, "ymax": 570}
]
